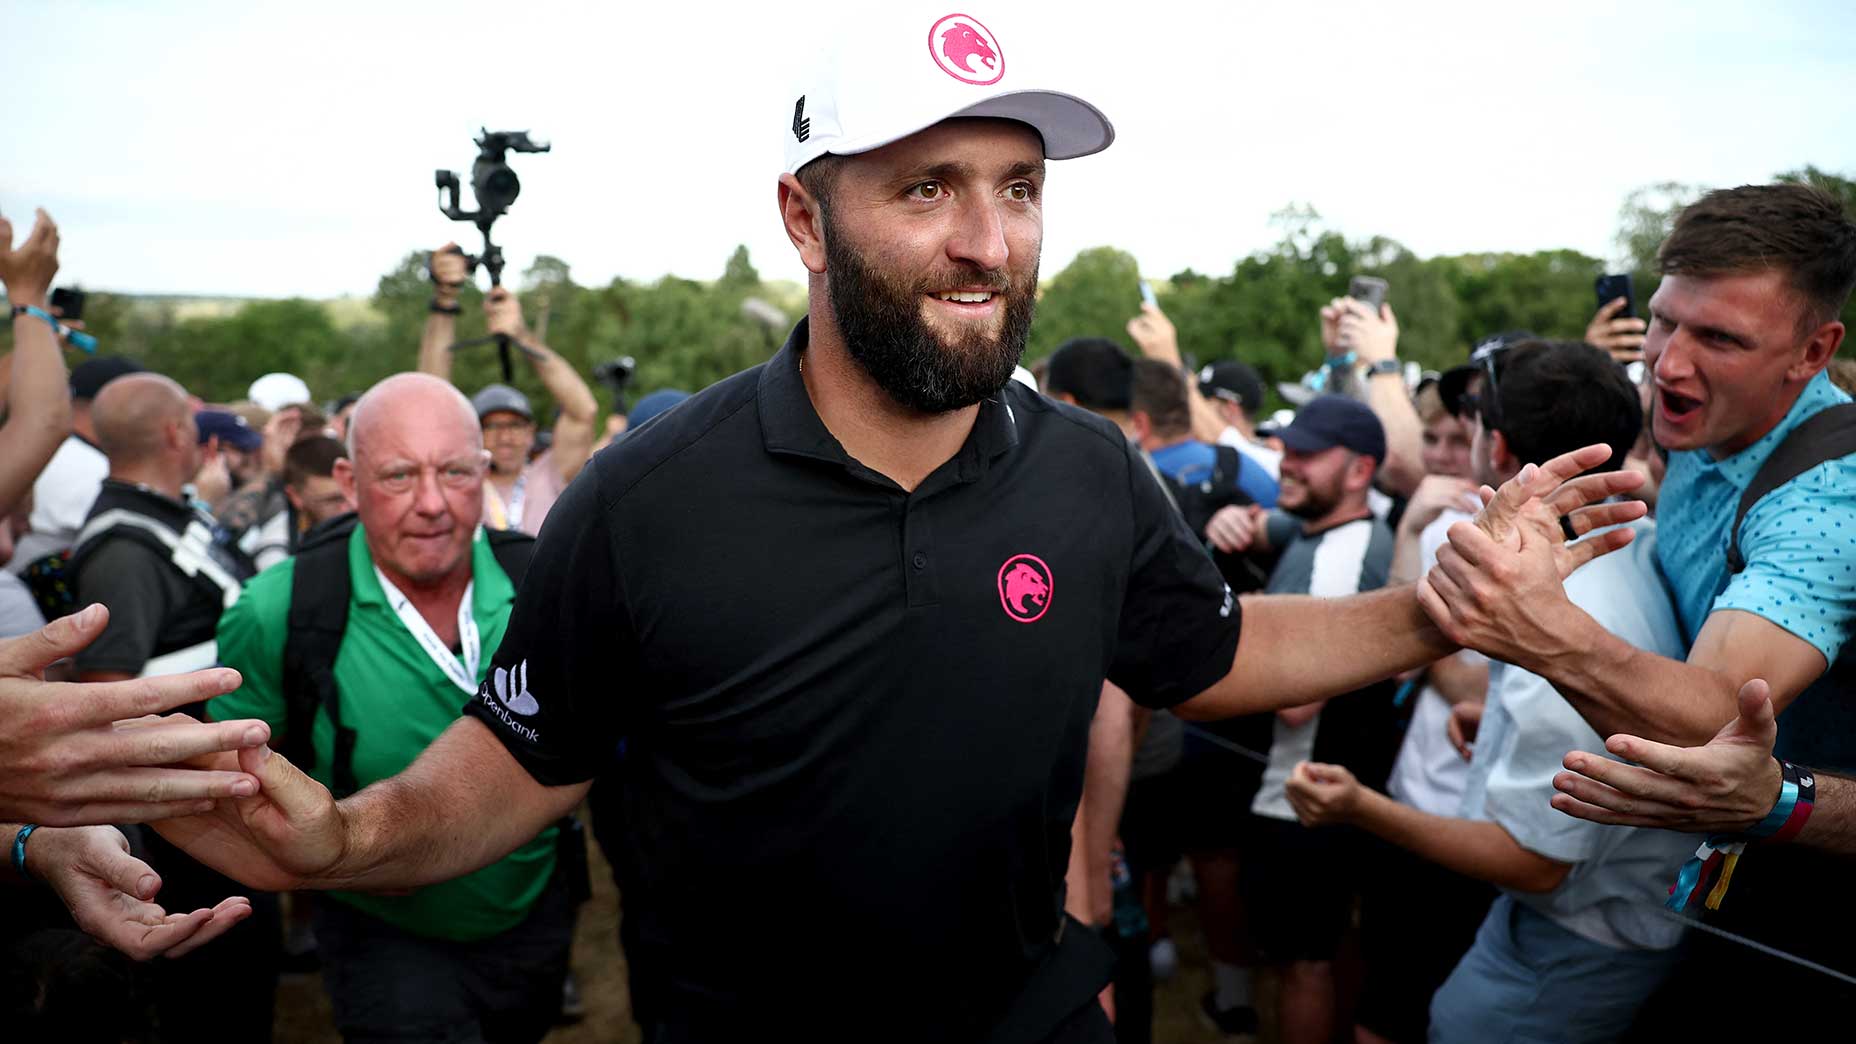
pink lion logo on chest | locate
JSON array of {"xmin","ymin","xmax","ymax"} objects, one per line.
[{"xmin": 997, "ymin": 554, "xmax": 1053, "ymax": 623}]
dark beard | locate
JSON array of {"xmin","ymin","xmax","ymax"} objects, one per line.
[{"xmin": 824, "ymin": 215, "xmax": 1037, "ymax": 414}]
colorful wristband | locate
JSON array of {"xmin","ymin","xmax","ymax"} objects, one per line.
[
  {"xmin": 11, "ymin": 824, "xmax": 39, "ymax": 883},
  {"xmin": 1666, "ymin": 761, "xmax": 1819, "ymax": 913},
  {"xmin": 1764, "ymin": 761, "xmax": 1816, "ymax": 843},
  {"xmin": 10, "ymin": 304, "xmax": 98, "ymax": 353}
]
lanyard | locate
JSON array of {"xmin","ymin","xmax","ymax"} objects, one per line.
[
  {"xmin": 372, "ymin": 566, "xmax": 480, "ymax": 695},
  {"xmin": 484, "ymin": 472, "xmax": 527, "ymax": 531}
]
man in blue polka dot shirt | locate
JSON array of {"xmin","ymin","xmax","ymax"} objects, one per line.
[
  {"xmin": 1417, "ymin": 183, "xmax": 1856, "ymax": 1030},
  {"xmin": 1423, "ymin": 182, "xmax": 1855, "ymax": 762}
]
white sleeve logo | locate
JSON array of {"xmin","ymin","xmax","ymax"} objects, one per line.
[{"xmin": 490, "ymin": 661, "xmax": 541, "ymax": 716}]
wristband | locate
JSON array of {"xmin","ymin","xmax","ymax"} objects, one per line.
[
  {"xmin": 1665, "ymin": 761, "xmax": 1818, "ymax": 913},
  {"xmin": 10, "ymin": 304, "xmax": 99, "ymax": 353},
  {"xmin": 12, "ymin": 824, "xmax": 39, "ymax": 883},
  {"xmin": 1365, "ymin": 358, "xmax": 1402, "ymax": 377},
  {"xmin": 1754, "ymin": 761, "xmax": 1816, "ymax": 842},
  {"xmin": 428, "ymin": 299, "xmax": 462, "ymax": 315}
]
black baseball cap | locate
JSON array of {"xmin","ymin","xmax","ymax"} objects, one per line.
[
  {"xmin": 70, "ymin": 356, "xmax": 145, "ymax": 400},
  {"xmin": 1277, "ymin": 394, "xmax": 1387, "ymax": 462},
  {"xmin": 1198, "ymin": 360, "xmax": 1265, "ymax": 416}
]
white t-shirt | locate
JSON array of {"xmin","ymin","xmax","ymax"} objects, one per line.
[
  {"xmin": 1464, "ymin": 523, "xmax": 1694, "ymax": 951},
  {"xmin": 8, "ymin": 435, "xmax": 108, "ymax": 573},
  {"xmin": 1216, "ymin": 426, "xmax": 1283, "ymax": 481},
  {"xmin": 1385, "ymin": 510, "xmax": 1486, "ymax": 816}
]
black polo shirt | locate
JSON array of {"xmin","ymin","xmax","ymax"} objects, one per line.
[{"xmin": 466, "ymin": 319, "xmax": 1242, "ymax": 1039}]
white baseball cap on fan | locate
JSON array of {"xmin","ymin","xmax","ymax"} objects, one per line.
[{"xmin": 782, "ymin": 8, "xmax": 1115, "ymax": 175}]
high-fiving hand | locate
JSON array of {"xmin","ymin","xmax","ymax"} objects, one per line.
[
  {"xmin": 0, "ymin": 606, "xmax": 267, "ymax": 826},
  {"xmin": 25, "ymin": 824, "xmax": 252, "ymax": 961},
  {"xmin": 1417, "ymin": 445, "xmax": 1647, "ymax": 665},
  {"xmin": 1550, "ymin": 678, "xmax": 1784, "ymax": 834}
]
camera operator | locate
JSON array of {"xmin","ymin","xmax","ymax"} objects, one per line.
[{"xmin": 419, "ymin": 244, "xmax": 598, "ymax": 535}]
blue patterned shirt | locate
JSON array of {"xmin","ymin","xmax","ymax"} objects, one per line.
[{"xmin": 1656, "ymin": 370, "xmax": 1856, "ymax": 664}]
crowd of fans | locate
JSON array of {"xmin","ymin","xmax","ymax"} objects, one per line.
[{"xmin": 3, "ymin": 15, "xmax": 1856, "ymax": 1044}]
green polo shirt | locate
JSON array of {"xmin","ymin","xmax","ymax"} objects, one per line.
[{"xmin": 212, "ymin": 524, "xmax": 557, "ymax": 942}]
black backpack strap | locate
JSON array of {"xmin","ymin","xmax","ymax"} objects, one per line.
[
  {"xmin": 1211, "ymin": 444, "xmax": 1254, "ymax": 506},
  {"xmin": 485, "ymin": 527, "xmax": 537, "ymax": 587},
  {"xmin": 1728, "ymin": 404, "xmax": 1856, "ymax": 574},
  {"xmin": 283, "ymin": 513, "xmax": 361, "ymax": 797}
]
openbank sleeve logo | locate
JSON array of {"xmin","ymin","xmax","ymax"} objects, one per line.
[
  {"xmin": 997, "ymin": 554, "xmax": 1052, "ymax": 623},
  {"xmin": 928, "ymin": 13, "xmax": 1004, "ymax": 85},
  {"xmin": 490, "ymin": 660, "xmax": 540, "ymax": 716}
]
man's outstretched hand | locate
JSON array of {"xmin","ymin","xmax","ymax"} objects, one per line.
[
  {"xmin": 1550, "ymin": 678, "xmax": 1783, "ymax": 834},
  {"xmin": 28, "ymin": 824, "xmax": 252, "ymax": 961},
  {"xmin": 1417, "ymin": 444, "xmax": 1646, "ymax": 664},
  {"xmin": 0, "ymin": 605, "xmax": 270, "ymax": 826},
  {"xmin": 153, "ymin": 743, "xmax": 350, "ymax": 894}
]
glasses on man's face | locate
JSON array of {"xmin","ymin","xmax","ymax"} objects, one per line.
[
  {"xmin": 482, "ymin": 418, "xmax": 533, "ymax": 438},
  {"xmin": 372, "ymin": 459, "xmax": 485, "ymax": 496}
]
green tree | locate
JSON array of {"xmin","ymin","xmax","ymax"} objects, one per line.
[{"xmin": 1024, "ymin": 246, "xmax": 1144, "ymax": 360}]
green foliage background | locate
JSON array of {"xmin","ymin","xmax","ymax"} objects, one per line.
[{"xmin": 9, "ymin": 168, "xmax": 1850, "ymax": 421}]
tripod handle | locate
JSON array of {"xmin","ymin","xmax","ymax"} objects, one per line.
[{"xmin": 495, "ymin": 334, "xmax": 515, "ymax": 383}]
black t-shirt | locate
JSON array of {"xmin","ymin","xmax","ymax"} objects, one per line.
[
  {"xmin": 72, "ymin": 482, "xmax": 235, "ymax": 676},
  {"xmin": 466, "ymin": 320, "xmax": 1243, "ymax": 1038}
]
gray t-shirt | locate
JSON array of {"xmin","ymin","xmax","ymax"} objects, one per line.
[
  {"xmin": 1462, "ymin": 522, "xmax": 1694, "ymax": 951},
  {"xmin": 1251, "ymin": 514, "xmax": 1394, "ymax": 820}
]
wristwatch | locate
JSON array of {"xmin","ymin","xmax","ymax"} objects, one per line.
[{"xmin": 1365, "ymin": 358, "xmax": 1402, "ymax": 378}]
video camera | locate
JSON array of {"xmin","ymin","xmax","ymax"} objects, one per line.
[
  {"xmin": 433, "ymin": 128, "xmax": 551, "ymax": 379},
  {"xmin": 593, "ymin": 356, "xmax": 638, "ymax": 412},
  {"xmin": 436, "ymin": 129, "xmax": 550, "ymax": 243}
]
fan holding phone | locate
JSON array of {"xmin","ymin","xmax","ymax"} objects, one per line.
[{"xmin": 1586, "ymin": 273, "xmax": 1648, "ymax": 364}]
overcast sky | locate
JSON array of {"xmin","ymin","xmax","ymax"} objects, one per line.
[{"xmin": 7, "ymin": 0, "xmax": 1854, "ymax": 299}]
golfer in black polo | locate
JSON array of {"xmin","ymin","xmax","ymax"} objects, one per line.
[{"xmin": 151, "ymin": 11, "xmax": 1643, "ymax": 1043}]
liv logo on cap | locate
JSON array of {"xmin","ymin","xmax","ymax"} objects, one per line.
[
  {"xmin": 997, "ymin": 554, "xmax": 1052, "ymax": 623},
  {"xmin": 928, "ymin": 13, "xmax": 1004, "ymax": 85}
]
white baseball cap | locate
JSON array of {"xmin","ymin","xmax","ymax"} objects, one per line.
[
  {"xmin": 783, "ymin": 9, "xmax": 1115, "ymax": 175},
  {"xmin": 248, "ymin": 372, "xmax": 313, "ymax": 412}
]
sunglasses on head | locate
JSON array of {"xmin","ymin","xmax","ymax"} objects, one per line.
[{"xmin": 1454, "ymin": 340, "xmax": 1510, "ymax": 429}]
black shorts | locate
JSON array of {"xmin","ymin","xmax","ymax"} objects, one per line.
[
  {"xmin": 1119, "ymin": 764, "xmax": 1192, "ymax": 876},
  {"xmin": 1171, "ymin": 721, "xmax": 1270, "ymax": 853},
  {"xmin": 1353, "ymin": 839, "xmax": 1494, "ymax": 1043},
  {"xmin": 1238, "ymin": 814, "xmax": 1358, "ymax": 962}
]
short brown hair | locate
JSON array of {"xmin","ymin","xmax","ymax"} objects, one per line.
[
  {"xmin": 1131, "ymin": 359, "xmax": 1191, "ymax": 439},
  {"xmin": 1414, "ymin": 381, "xmax": 1448, "ymax": 425},
  {"xmin": 284, "ymin": 434, "xmax": 347, "ymax": 489},
  {"xmin": 1658, "ymin": 183, "xmax": 1856, "ymax": 330},
  {"xmin": 796, "ymin": 154, "xmax": 848, "ymax": 217}
]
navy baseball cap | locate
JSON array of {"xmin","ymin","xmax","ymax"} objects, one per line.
[
  {"xmin": 1278, "ymin": 395, "xmax": 1387, "ymax": 462},
  {"xmin": 195, "ymin": 408, "xmax": 263, "ymax": 452},
  {"xmin": 627, "ymin": 389, "xmax": 691, "ymax": 431}
]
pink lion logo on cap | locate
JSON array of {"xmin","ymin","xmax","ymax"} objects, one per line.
[
  {"xmin": 929, "ymin": 13, "xmax": 1004, "ymax": 86},
  {"xmin": 997, "ymin": 554, "xmax": 1052, "ymax": 623}
]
